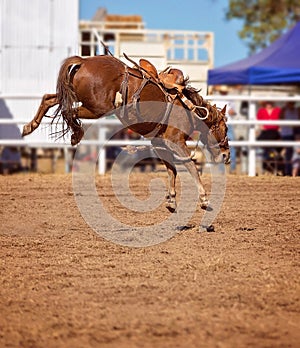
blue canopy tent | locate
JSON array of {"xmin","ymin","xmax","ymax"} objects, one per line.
[{"xmin": 208, "ymin": 21, "xmax": 300, "ymax": 85}]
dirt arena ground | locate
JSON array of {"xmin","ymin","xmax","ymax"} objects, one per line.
[{"xmin": 0, "ymin": 172, "xmax": 299, "ymax": 348}]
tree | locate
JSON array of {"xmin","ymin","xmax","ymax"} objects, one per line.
[{"xmin": 226, "ymin": 0, "xmax": 300, "ymax": 53}]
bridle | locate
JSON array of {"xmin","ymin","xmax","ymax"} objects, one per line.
[{"xmin": 206, "ymin": 115, "xmax": 229, "ymax": 150}]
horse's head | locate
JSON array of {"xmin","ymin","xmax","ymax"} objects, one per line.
[
  {"xmin": 201, "ymin": 105, "xmax": 231, "ymax": 165},
  {"xmin": 181, "ymin": 88, "xmax": 230, "ymax": 165}
]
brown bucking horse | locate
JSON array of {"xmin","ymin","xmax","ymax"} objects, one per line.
[{"xmin": 22, "ymin": 54, "xmax": 230, "ymax": 213}]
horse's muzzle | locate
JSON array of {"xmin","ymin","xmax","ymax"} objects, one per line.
[
  {"xmin": 214, "ymin": 151, "xmax": 230, "ymax": 164},
  {"xmin": 224, "ymin": 155, "xmax": 231, "ymax": 165},
  {"xmin": 223, "ymin": 151, "xmax": 231, "ymax": 165}
]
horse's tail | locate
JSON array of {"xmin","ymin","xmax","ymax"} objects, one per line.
[{"xmin": 54, "ymin": 55, "xmax": 83, "ymax": 132}]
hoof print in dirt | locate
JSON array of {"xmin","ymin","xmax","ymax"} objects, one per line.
[
  {"xmin": 176, "ymin": 224, "xmax": 195, "ymax": 231},
  {"xmin": 237, "ymin": 227, "xmax": 255, "ymax": 232},
  {"xmin": 200, "ymin": 224, "xmax": 215, "ymax": 232}
]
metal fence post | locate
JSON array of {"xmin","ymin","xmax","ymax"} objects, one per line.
[
  {"xmin": 248, "ymin": 101, "xmax": 257, "ymax": 176},
  {"xmin": 98, "ymin": 127, "xmax": 107, "ymax": 175}
]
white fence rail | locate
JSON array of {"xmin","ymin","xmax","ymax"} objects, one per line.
[{"xmin": 1, "ymin": 95, "xmax": 300, "ymax": 176}]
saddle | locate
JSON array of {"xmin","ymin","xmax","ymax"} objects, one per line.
[
  {"xmin": 139, "ymin": 59, "xmax": 185, "ymax": 92},
  {"xmin": 139, "ymin": 59, "xmax": 158, "ymax": 79},
  {"xmin": 158, "ymin": 67, "xmax": 185, "ymax": 92},
  {"xmin": 123, "ymin": 54, "xmax": 199, "ymax": 113}
]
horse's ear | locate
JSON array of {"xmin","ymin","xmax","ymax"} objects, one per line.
[{"xmin": 221, "ymin": 105, "xmax": 227, "ymax": 115}]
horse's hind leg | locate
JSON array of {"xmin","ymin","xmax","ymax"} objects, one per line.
[
  {"xmin": 22, "ymin": 93, "xmax": 58, "ymax": 136},
  {"xmin": 68, "ymin": 106, "xmax": 99, "ymax": 146},
  {"xmin": 76, "ymin": 107, "xmax": 99, "ymax": 119},
  {"xmin": 164, "ymin": 159, "xmax": 177, "ymax": 213}
]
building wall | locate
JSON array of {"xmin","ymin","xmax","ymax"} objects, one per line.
[
  {"xmin": 0, "ymin": 0, "xmax": 79, "ymax": 141},
  {"xmin": 79, "ymin": 22, "xmax": 214, "ymax": 93}
]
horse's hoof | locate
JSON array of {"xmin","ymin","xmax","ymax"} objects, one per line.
[
  {"xmin": 200, "ymin": 196, "xmax": 209, "ymax": 210},
  {"xmin": 71, "ymin": 136, "xmax": 78, "ymax": 146},
  {"xmin": 201, "ymin": 204, "xmax": 213, "ymax": 211},
  {"xmin": 165, "ymin": 194, "xmax": 177, "ymax": 213},
  {"xmin": 200, "ymin": 202, "xmax": 208, "ymax": 210},
  {"xmin": 166, "ymin": 201, "xmax": 177, "ymax": 213},
  {"xmin": 22, "ymin": 124, "xmax": 31, "ymax": 136},
  {"xmin": 23, "ymin": 121, "xmax": 40, "ymax": 136},
  {"xmin": 206, "ymin": 224, "xmax": 215, "ymax": 232},
  {"xmin": 200, "ymin": 203, "xmax": 207, "ymax": 210},
  {"xmin": 71, "ymin": 134, "xmax": 81, "ymax": 146},
  {"xmin": 166, "ymin": 204, "xmax": 177, "ymax": 213},
  {"xmin": 71, "ymin": 127, "xmax": 84, "ymax": 146}
]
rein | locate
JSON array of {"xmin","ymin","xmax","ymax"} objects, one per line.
[{"xmin": 179, "ymin": 94, "xmax": 209, "ymax": 120}]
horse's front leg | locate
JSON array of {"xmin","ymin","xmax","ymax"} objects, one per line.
[
  {"xmin": 173, "ymin": 141, "xmax": 209, "ymax": 210},
  {"xmin": 183, "ymin": 158, "xmax": 209, "ymax": 210},
  {"xmin": 22, "ymin": 94, "xmax": 58, "ymax": 136}
]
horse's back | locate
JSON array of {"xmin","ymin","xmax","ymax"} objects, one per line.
[{"xmin": 81, "ymin": 55, "xmax": 123, "ymax": 71}]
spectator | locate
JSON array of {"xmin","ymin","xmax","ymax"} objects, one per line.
[
  {"xmin": 257, "ymin": 101, "xmax": 281, "ymax": 171},
  {"xmin": 216, "ymin": 85, "xmax": 237, "ymax": 174},
  {"xmin": 0, "ymin": 147, "xmax": 22, "ymax": 175},
  {"xmin": 280, "ymin": 101, "xmax": 300, "ymax": 176}
]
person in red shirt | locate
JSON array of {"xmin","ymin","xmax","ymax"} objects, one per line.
[
  {"xmin": 257, "ymin": 101, "xmax": 281, "ymax": 172},
  {"xmin": 257, "ymin": 101, "xmax": 281, "ymax": 132}
]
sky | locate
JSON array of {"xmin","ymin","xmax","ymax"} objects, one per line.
[{"xmin": 79, "ymin": 0, "xmax": 249, "ymax": 68}]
